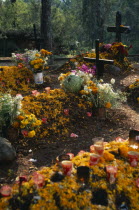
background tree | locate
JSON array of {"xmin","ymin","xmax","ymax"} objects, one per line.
[{"xmin": 41, "ymin": 0, "xmax": 52, "ymax": 51}]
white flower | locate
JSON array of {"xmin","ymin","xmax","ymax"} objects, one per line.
[{"xmin": 111, "ymin": 78, "xmax": 115, "ymax": 84}]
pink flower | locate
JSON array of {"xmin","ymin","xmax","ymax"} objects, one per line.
[
  {"xmin": 45, "ymin": 87, "xmax": 51, "ymax": 94},
  {"xmin": 135, "ymin": 178, "xmax": 139, "ymax": 187},
  {"xmin": 26, "ymin": 78, "xmax": 30, "ymax": 83},
  {"xmin": 21, "ymin": 130, "xmax": 28, "ymax": 137},
  {"xmin": 77, "ymin": 150, "xmax": 86, "ymax": 156},
  {"xmin": 66, "ymin": 153, "xmax": 74, "ymax": 160},
  {"xmin": 0, "ymin": 185, "xmax": 12, "ymax": 197},
  {"xmin": 115, "ymin": 137, "xmax": 126, "ymax": 142},
  {"xmin": 32, "ymin": 172, "xmax": 45, "ymax": 188},
  {"xmin": 87, "ymin": 112, "xmax": 92, "ymax": 117},
  {"xmin": 42, "ymin": 118, "xmax": 47, "ymax": 124},
  {"xmin": 64, "ymin": 109, "xmax": 69, "ymax": 116},
  {"xmin": 70, "ymin": 133, "xmax": 78, "ymax": 138},
  {"xmin": 32, "ymin": 90, "xmax": 40, "ymax": 96}
]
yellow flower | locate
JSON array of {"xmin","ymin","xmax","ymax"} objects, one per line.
[
  {"xmin": 34, "ymin": 64, "xmax": 40, "ymax": 69},
  {"xmin": 28, "ymin": 130, "xmax": 35, "ymax": 138},
  {"xmin": 137, "ymin": 97, "xmax": 139, "ymax": 103},
  {"xmin": 103, "ymin": 151, "xmax": 115, "ymax": 161},
  {"xmin": 105, "ymin": 102, "xmax": 112, "ymax": 108}
]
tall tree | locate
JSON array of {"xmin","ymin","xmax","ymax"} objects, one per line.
[{"xmin": 41, "ymin": 0, "xmax": 52, "ymax": 51}]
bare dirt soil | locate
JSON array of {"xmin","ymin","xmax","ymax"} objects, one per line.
[{"xmin": 0, "ymin": 61, "xmax": 139, "ymax": 185}]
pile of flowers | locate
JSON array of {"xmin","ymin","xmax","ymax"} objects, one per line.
[
  {"xmin": 0, "ymin": 138, "xmax": 139, "ymax": 209},
  {"xmin": 0, "ymin": 66, "xmax": 34, "ymax": 95},
  {"xmin": 80, "ymin": 78, "xmax": 127, "ymax": 109},
  {"xmin": 16, "ymin": 88, "xmax": 91, "ymax": 138},
  {"xmin": 0, "ymin": 92, "xmax": 23, "ymax": 135},
  {"xmin": 127, "ymin": 79, "xmax": 139, "ymax": 104},
  {"xmin": 59, "ymin": 68, "xmax": 126, "ymax": 109},
  {"xmin": 12, "ymin": 49, "xmax": 52, "ymax": 73},
  {"xmin": 83, "ymin": 42, "xmax": 132, "ymax": 71}
]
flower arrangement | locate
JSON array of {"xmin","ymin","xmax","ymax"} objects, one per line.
[
  {"xmin": 58, "ymin": 64, "xmax": 95, "ymax": 93},
  {"xmin": 0, "ymin": 93, "xmax": 23, "ymax": 135},
  {"xmin": 80, "ymin": 78, "xmax": 127, "ymax": 109},
  {"xmin": 14, "ymin": 113, "xmax": 42, "ymax": 138},
  {"xmin": 12, "ymin": 49, "xmax": 52, "ymax": 73},
  {"xmin": 99, "ymin": 42, "xmax": 132, "ymax": 62},
  {"xmin": 59, "ymin": 68, "xmax": 126, "ymax": 109},
  {"xmin": 0, "ymin": 139, "xmax": 139, "ymax": 209}
]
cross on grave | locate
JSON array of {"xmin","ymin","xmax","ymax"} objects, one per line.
[
  {"xmin": 107, "ymin": 11, "xmax": 131, "ymax": 42},
  {"xmin": 84, "ymin": 39, "xmax": 114, "ymax": 79}
]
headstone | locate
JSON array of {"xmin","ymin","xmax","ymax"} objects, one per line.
[
  {"xmin": 107, "ymin": 11, "xmax": 131, "ymax": 42},
  {"xmin": 0, "ymin": 137, "xmax": 16, "ymax": 162},
  {"xmin": 84, "ymin": 39, "xmax": 114, "ymax": 79}
]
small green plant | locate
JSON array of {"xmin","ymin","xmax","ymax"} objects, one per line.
[{"xmin": 0, "ymin": 92, "xmax": 23, "ymax": 135}]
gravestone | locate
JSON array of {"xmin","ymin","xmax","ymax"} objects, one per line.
[
  {"xmin": 107, "ymin": 11, "xmax": 131, "ymax": 42},
  {"xmin": 84, "ymin": 39, "xmax": 114, "ymax": 79}
]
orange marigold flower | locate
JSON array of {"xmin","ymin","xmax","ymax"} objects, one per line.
[
  {"xmin": 103, "ymin": 151, "xmax": 115, "ymax": 161},
  {"xmin": 17, "ymin": 115, "xmax": 24, "ymax": 120},
  {"xmin": 105, "ymin": 102, "xmax": 112, "ymax": 108},
  {"xmin": 12, "ymin": 121, "xmax": 20, "ymax": 128}
]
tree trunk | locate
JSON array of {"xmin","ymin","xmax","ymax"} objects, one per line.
[{"xmin": 41, "ymin": 0, "xmax": 52, "ymax": 51}]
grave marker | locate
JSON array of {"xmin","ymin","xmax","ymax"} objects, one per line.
[
  {"xmin": 84, "ymin": 39, "xmax": 114, "ymax": 79},
  {"xmin": 107, "ymin": 11, "xmax": 131, "ymax": 42}
]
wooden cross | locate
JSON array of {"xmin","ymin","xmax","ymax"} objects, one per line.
[
  {"xmin": 107, "ymin": 11, "xmax": 131, "ymax": 42},
  {"xmin": 84, "ymin": 39, "xmax": 114, "ymax": 79}
]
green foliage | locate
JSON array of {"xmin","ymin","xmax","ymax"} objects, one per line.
[{"xmin": 0, "ymin": 0, "xmax": 139, "ymax": 54}]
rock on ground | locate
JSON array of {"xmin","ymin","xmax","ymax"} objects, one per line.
[{"xmin": 0, "ymin": 137, "xmax": 16, "ymax": 162}]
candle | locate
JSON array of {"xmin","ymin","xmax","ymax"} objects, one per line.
[
  {"xmin": 127, "ymin": 151, "xmax": 139, "ymax": 167},
  {"xmin": 61, "ymin": 160, "xmax": 73, "ymax": 176},
  {"xmin": 94, "ymin": 141, "xmax": 104, "ymax": 156},
  {"xmin": 106, "ymin": 165, "xmax": 117, "ymax": 184},
  {"xmin": 90, "ymin": 145, "xmax": 95, "ymax": 153},
  {"xmin": 90, "ymin": 153, "xmax": 100, "ymax": 165}
]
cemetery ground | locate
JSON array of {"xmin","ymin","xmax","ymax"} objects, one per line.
[{"xmin": 0, "ymin": 59, "xmax": 139, "ymax": 185}]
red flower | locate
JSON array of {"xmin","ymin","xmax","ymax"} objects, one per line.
[
  {"xmin": 42, "ymin": 118, "xmax": 47, "ymax": 124},
  {"xmin": 21, "ymin": 130, "xmax": 28, "ymax": 136}
]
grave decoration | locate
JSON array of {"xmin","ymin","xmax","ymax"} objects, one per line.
[
  {"xmin": 107, "ymin": 11, "xmax": 131, "ymax": 42},
  {"xmin": 12, "ymin": 49, "xmax": 52, "ymax": 84},
  {"xmin": 84, "ymin": 39, "xmax": 114, "ymax": 79},
  {"xmin": 0, "ymin": 61, "xmax": 127, "ymax": 139},
  {"xmin": 0, "ymin": 66, "xmax": 34, "ymax": 95},
  {"xmin": 0, "ymin": 93, "xmax": 23, "ymax": 137},
  {"xmin": 60, "ymin": 42, "xmax": 131, "ymax": 76},
  {"xmin": 0, "ymin": 137, "xmax": 139, "ymax": 209},
  {"xmin": 59, "ymin": 69, "xmax": 127, "ymax": 117},
  {"xmin": 127, "ymin": 79, "xmax": 139, "ymax": 104}
]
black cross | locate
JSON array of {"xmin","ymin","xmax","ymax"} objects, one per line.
[
  {"xmin": 84, "ymin": 39, "xmax": 114, "ymax": 79},
  {"xmin": 107, "ymin": 11, "xmax": 131, "ymax": 42}
]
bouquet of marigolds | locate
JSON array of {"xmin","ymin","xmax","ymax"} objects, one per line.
[
  {"xmin": 12, "ymin": 49, "xmax": 52, "ymax": 73},
  {"xmin": 13, "ymin": 113, "xmax": 42, "ymax": 138}
]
